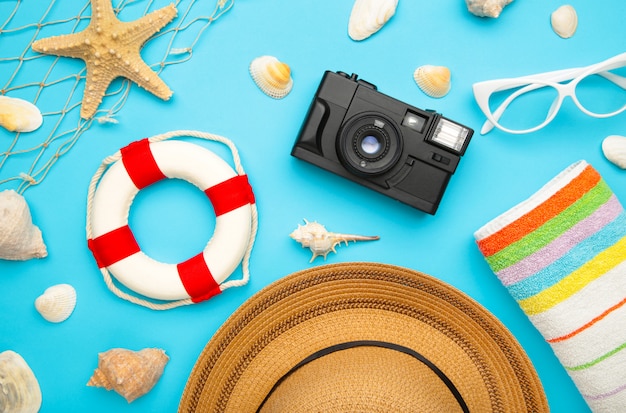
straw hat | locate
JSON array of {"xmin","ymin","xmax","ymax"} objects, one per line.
[{"xmin": 179, "ymin": 262, "xmax": 548, "ymax": 412}]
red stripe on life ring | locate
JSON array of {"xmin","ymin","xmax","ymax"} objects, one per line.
[
  {"xmin": 121, "ymin": 138, "xmax": 166, "ymax": 189},
  {"xmin": 205, "ymin": 175, "xmax": 255, "ymax": 216},
  {"xmin": 177, "ymin": 253, "xmax": 221, "ymax": 302},
  {"xmin": 88, "ymin": 225, "xmax": 140, "ymax": 268}
]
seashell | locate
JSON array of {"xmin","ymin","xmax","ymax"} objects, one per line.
[
  {"xmin": 413, "ymin": 65, "xmax": 451, "ymax": 98},
  {"xmin": 602, "ymin": 135, "xmax": 626, "ymax": 169},
  {"xmin": 249, "ymin": 56, "xmax": 293, "ymax": 99},
  {"xmin": 551, "ymin": 5, "xmax": 578, "ymax": 39},
  {"xmin": 0, "ymin": 190, "xmax": 47, "ymax": 261},
  {"xmin": 35, "ymin": 283, "xmax": 77, "ymax": 323},
  {"xmin": 465, "ymin": 0, "xmax": 513, "ymax": 18},
  {"xmin": 348, "ymin": 0, "xmax": 398, "ymax": 41},
  {"xmin": 0, "ymin": 350, "xmax": 42, "ymax": 413},
  {"xmin": 290, "ymin": 219, "xmax": 379, "ymax": 263},
  {"xmin": 87, "ymin": 348, "xmax": 169, "ymax": 403},
  {"xmin": 0, "ymin": 96, "xmax": 43, "ymax": 133}
]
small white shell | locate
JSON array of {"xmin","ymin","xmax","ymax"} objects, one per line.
[
  {"xmin": 465, "ymin": 0, "xmax": 513, "ymax": 18},
  {"xmin": 348, "ymin": 0, "xmax": 398, "ymax": 41},
  {"xmin": 0, "ymin": 351, "xmax": 42, "ymax": 413},
  {"xmin": 249, "ymin": 56, "xmax": 293, "ymax": 99},
  {"xmin": 602, "ymin": 135, "xmax": 626, "ymax": 169},
  {"xmin": 0, "ymin": 189, "xmax": 47, "ymax": 261},
  {"xmin": 413, "ymin": 65, "xmax": 451, "ymax": 98},
  {"xmin": 0, "ymin": 96, "xmax": 43, "ymax": 133},
  {"xmin": 551, "ymin": 5, "xmax": 577, "ymax": 39},
  {"xmin": 35, "ymin": 283, "xmax": 77, "ymax": 323}
]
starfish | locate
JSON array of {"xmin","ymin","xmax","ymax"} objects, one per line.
[{"xmin": 32, "ymin": 0, "xmax": 177, "ymax": 119}]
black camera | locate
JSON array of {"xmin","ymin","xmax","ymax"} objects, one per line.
[{"xmin": 291, "ymin": 71, "xmax": 474, "ymax": 215}]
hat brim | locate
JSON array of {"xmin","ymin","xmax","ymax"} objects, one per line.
[{"xmin": 179, "ymin": 262, "xmax": 548, "ymax": 412}]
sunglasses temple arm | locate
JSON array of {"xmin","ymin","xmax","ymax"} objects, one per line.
[{"xmin": 599, "ymin": 71, "xmax": 626, "ymax": 90}]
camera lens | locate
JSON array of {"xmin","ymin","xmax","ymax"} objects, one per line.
[{"xmin": 338, "ymin": 113, "xmax": 402, "ymax": 176}]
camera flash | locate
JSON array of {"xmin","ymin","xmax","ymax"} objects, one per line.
[{"xmin": 431, "ymin": 118, "xmax": 470, "ymax": 154}]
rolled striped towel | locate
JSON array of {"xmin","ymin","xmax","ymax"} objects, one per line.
[{"xmin": 474, "ymin": 160, "xmax": 626, "ymax": 412}]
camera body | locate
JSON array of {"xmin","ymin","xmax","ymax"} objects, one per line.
[{"xmin": 291, "ymin": 71, "xmax": 474, "ymax": 215}]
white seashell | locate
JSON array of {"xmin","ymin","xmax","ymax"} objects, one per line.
[
  {"xmin": 0, "ymin": 190, "xmax": 47, "ymax": 261},
  {"xmin": 602, "ymin": 135, "xmax": 626, "ymax": 169},
  {"xmin": 249, "ymin": 56, "xmax": 293, "ymax": 99},
  {"xmin": 465, "ymin": 0, "xmax": 513, "ymax": 18},
  {"xmin": 413, "ymin": 65, "xmax": 451, "ymax": 98},
  {"xmin": 0, "ymin": 96, "xmax": 43, "ymax": 133},
  {"xmin": 35, "ymin": 283, "xmax": 77, "ymax": 323},
  {"xmin": 0, "ymin": 350, "xmax": 42, "ymax": 413},
  {"xmin": 551, "ymin": 5, "xmax": 578, "ymax": 39},
  {"xmin": 348, "ymin": 0, "xmax": 398, "ymax": 41},
  {"xmin": 290, "ymin": 219, "xmax": 379, "ymax": 263}
]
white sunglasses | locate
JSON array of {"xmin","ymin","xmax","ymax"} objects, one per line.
[{"xmin": 472, "ymin": 52, "xmax": 626, "ymax": 134}]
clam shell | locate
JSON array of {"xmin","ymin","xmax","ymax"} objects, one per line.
[
  {"xmin": 0, "ymin": 96, "xmax": 43, "ymax": 133},
  {"xmin": 602, "ymin": 135, "xmax": 626, "ymax": 169},
  {"xmin": 0, "ymin": 189, "xmax": 47, "ymax": 261},
  {"xmin": 35, "ymin": 283, "xmax": 77, "ymax": 323},
  {"xmin": 0, "ymin": 351, "xmax": 42, "ymax": 413},
  {"xmin": 348, "ymin": 0, "xmax": 398, "ymax": 41},
  {"xmin": 551, "ymin": 5, "xmax": 577, "ymax": 39},
  {"xmin": 413, "ymin": 65, "xmax": 451, "ymax": 98},
  {"xmin": 465, "ymin": 0, "xmax": 513, "ymax": 18},
  {"xmin": 87, "ymin": 348, "xmax": 169, "ymax": 403},
  {"xmin": 249, "ymin": 56, "xmax": 293, "ymax": 99}
]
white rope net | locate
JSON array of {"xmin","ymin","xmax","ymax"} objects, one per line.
[{"xmin": 0, "ymin": 0, "xmax": 234, "ymax": 194}]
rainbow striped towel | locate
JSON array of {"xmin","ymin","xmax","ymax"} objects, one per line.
[{"xmin": 474, "ymin": 160, "xmax": 626, "ymax": 412}]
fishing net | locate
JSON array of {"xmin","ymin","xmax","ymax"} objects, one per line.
[{"xmin": 0, "ymin": 0, "xmax": 234, "ymax": 194}]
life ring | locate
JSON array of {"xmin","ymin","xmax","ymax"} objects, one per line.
[{"xmin": 86, "ymin": 133, "xmax": 256, "ymax": 308}]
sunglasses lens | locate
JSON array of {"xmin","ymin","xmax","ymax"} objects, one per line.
[
  {"xmin": 575, "ymin": 68, "xmax": 626, "ymax": 115},
  {"xmin": 488, "ymin": 84, "xmax": 559, "ymax": 131}
]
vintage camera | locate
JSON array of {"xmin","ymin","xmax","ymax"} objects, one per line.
[{"xmin": 291, "ymin": 71, "xmax": 474, "ymax": 215}]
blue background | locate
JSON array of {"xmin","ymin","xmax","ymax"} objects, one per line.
[{"xmin": 1, "ymin": 0, "xmax": 625, "ymax": 411}]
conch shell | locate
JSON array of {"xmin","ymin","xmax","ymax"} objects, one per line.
[
  {"xmin": 413, "ymin": 65, "xmax": 451, "ymax": 98},
  {"xmin": 348, "ymin": 0, "xmax": 398, "ymax": 41},
  {"xmin": 87, "ymin": 348, "xmax": 169, "ymax": 403},
  {"xmin": 0, "ymin": 96, "xmax": 43, "ymax": 133},
  {"xmin": 0, "ymin": 189, "xmax": 47, "ymax": 261},
  {"xmin": 0, "ymin": 350, "xmax": 42, "ymax": 413},
  {"xmin": 551, "ymin": 5, "xmax": 578, "ymax": 39},
  {"xmin": 602, "ymin": 135, "xmax": 626, "ymax": 169},
  {"xmin": 290, "ymin": 219, "xmax": 379, "ymax": 262},
  {"xmin": 35, "ymin": 283, "xmax": 77, "ymax": 323},
  {"xmin": 465, "ymin": 0, "xmax": 513, "ymax": 18},
  {"xmin": 249, "ymin": 55, "xmax": 293, "ymax": 99}
]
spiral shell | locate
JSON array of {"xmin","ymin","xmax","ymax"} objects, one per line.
[
  {"xmin": 0, "ymin": 351, "xmax": 42, "ymax": 413},
  {"xmin": 0, "ymin": 96, "xmax": 43, "ymax": 133},
  {"xmin": 87, "ymin": 348, "xmax": 169, "ymax": 403},
  {"xmin": 35, "ymin": 283, "xmax": 77, "ymax": 323},
  {"xmin": 249, "ymin": 56, "xmax": 293, "ymax": 99},
  {"xmin": 348, "ymin": 0, "xmax": 398, "ymax": 41},
  {"xmin": 0, "ymin": 190, "xmax": 47, "ymax": 261},
  {"xmin": 602, "ymin": 135, "xmax": 626, "ymax": 169},
  {"xmin": 551, "ymin": 5, "xmax": 577, "ymax": 39},
  {"xmin": 465, "ymin": 0, "xmax": 513, "ymax": 18},
  {"xmin": 413, "ymin": 65, "xmax": 451, "ymax": 98}
]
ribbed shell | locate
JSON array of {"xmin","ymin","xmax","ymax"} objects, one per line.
[
  {"xmin": 413, "ymin": 65, "xmax": 451, "ymax": 98},
  {"xmin": 348, "ymin": 0, "xmax": 398, "ymax": 41},
  {"xmin": 35, "ymin": 284, "xmax": 77, "ymax": 323},
  {"xmin": 249, "ymin": 56, "xmax": 293, "ymax": 99}
]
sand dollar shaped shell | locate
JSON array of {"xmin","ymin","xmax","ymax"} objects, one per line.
[
  {"xmin": 413, "ymin": 65, "xmax": 451, "ymax": 98},
  {"xmin": 602, "ymin": 135, "xmax": 626, "ymax": 169},
  {"xmin": 0, "ymin": 189, "xmax": 47, "ymax": 261},
  {"xmin": 348, "ymin": 0, "xmax": 398, "ymax": 41},
  {"xmin": 0, "ymin": 96, "xmax": 43, "ymax": 133},
  {"xmin": 35, "ymin": 283, "xmax": 77, "ymax": 323},
  {"xmin": 0, "ymin": 350, "xmax": 42, "ymax": 413},
  {"xmin": 249, "ymin": 56, "xmax": 293, "ymax": 99},
  {"xmin": 87, "ymin": 348, "xmax": 169, "ymax": 403},
  {"xmin": 551, "ymin": 5, "xmax": 578, "ymax": 39}
]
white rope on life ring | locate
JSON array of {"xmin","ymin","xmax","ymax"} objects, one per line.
[{"xmin": 85, "ymin": 130, "xmax": 258, "ymax": 310}]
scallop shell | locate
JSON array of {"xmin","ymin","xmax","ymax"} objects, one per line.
[
  {"xmin": 413, "ymin": 65, "xmax": 451, "ymax": 98},
  {"xmin": 465, "ymin": 0, "xmax": 513, "ymax": 18},
  {"xmin": 0, "ymin": 351, "xmax": 42, "ymax": 413},
  {"xmin": 602, "ymin": 135, "xmax": 626, "ymax": 169},
  {"xmin": 249, "ymin": 56, "xmax": 293, "ymax": 99},
  {"xmin": 0, "ymin": 96, "xmax": 43, "ymax": 133},
  {"xmin": 551, "ymin": 5, "xmax": 577, "ymax": 39},
  {"xmin": 348, "ymin": 0, "xmax": 398, "ymax": 41},
  {"xmin": 0, "ymin": 189, "xmax": 47, "ymax": 261},
  {"xmin": 87, "ymin": 348, "xmax": 169, "ymax": 403},
  {"xmin": 35, "ymin": 283, "xmax": 77, "ymax": 323}
]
